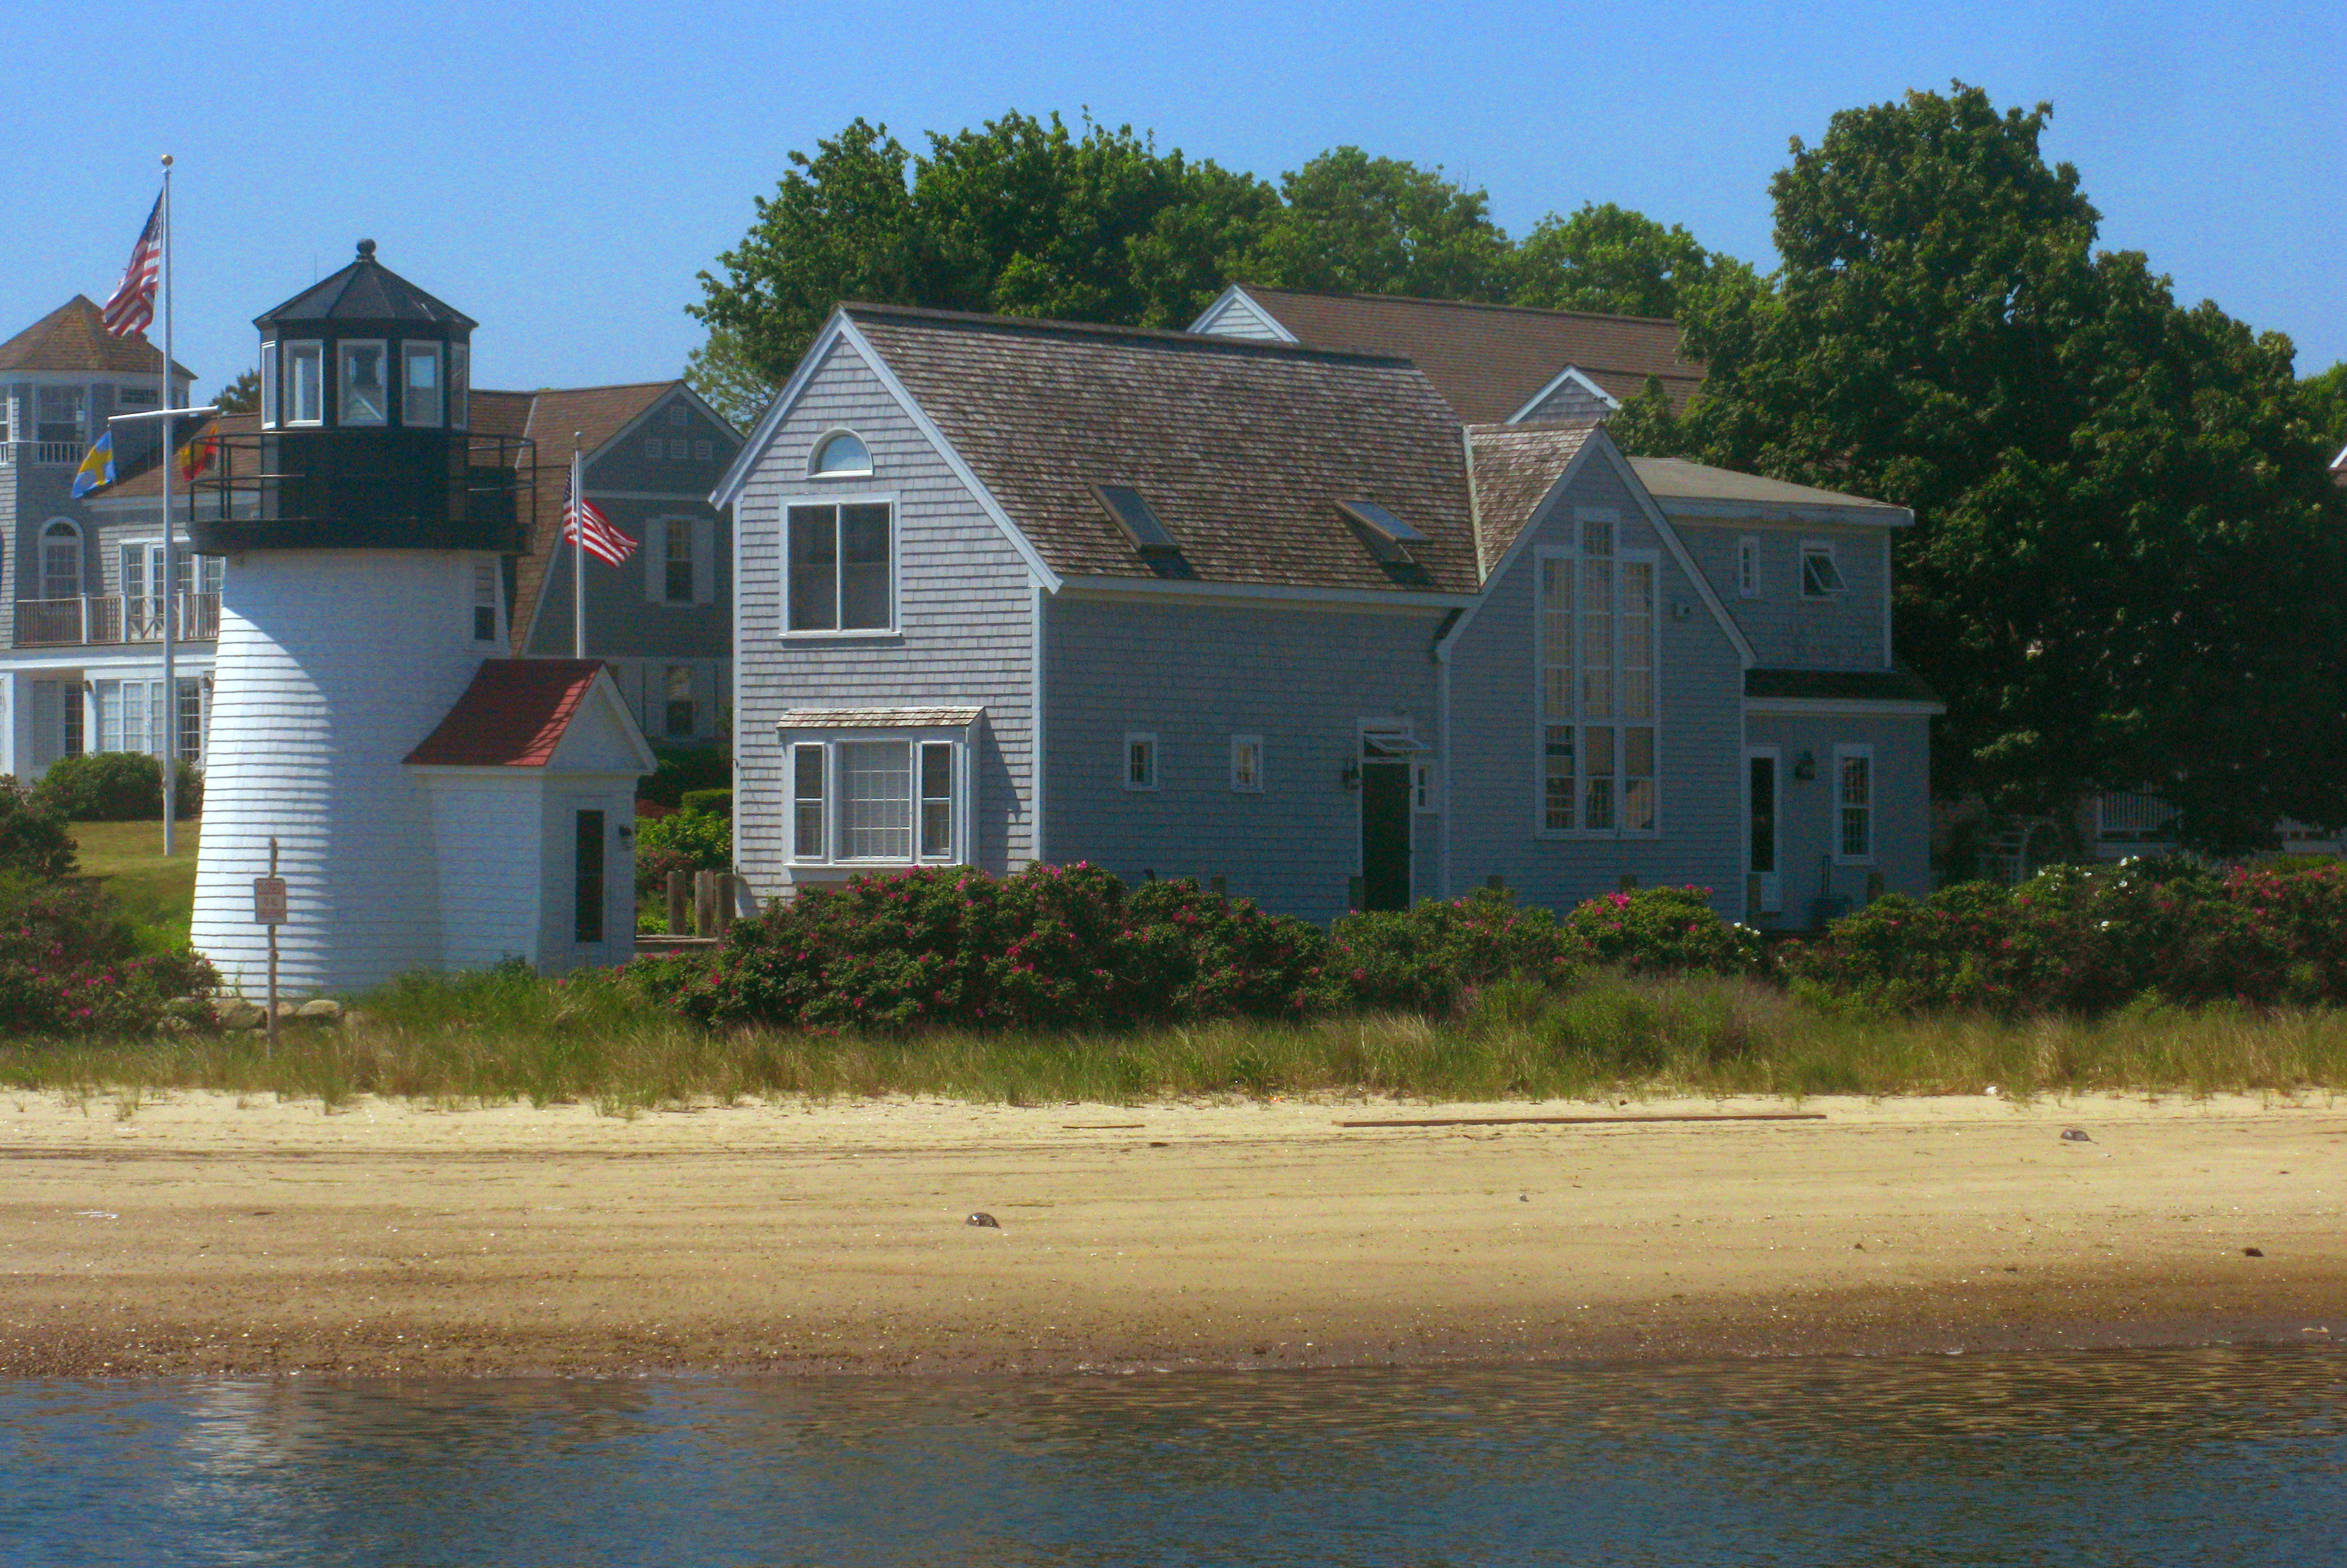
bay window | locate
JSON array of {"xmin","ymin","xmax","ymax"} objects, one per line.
[
  {"xmin": 785, "ymin": 501, "xmax": 893, "ymax": 632},
  {"xmin": 1537, "ymin": 513, "xmax": 1659, "ymax": 837},
  {"xmin": 786, "ymin": 732, "xmax": 964, "ymax": 864}
]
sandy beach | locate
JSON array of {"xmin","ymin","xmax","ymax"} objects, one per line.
[{"xmin": 0, "ymin": 1088, "xmax": 2339, "ymax": 1376}]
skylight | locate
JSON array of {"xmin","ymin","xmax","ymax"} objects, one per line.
[
  {"xmin": 1092, "ymin": 484, "xmax": 1181, "ymax": 557},
  {"xmin": 1336, "ymin": 499, "xmax": 1426, "ymax": 546}
]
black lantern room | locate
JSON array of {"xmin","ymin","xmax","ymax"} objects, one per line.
[{"xmin": 189, "ymin": 240, "xmax": 529, "ymax": 554}]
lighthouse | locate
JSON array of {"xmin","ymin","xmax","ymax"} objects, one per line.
[{"xmin": 189, "ymin": 241, "xmax": 652, "ymax": 997}]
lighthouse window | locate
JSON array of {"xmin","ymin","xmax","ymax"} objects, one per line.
[
  {"xmin": 340, "ymin": 342, "xmax": 388, "ymax": 426},
  {"xmin": 260, "ymin": 342, "xmax": 278, "ymax": 427},
  {"xmin": 785, "ymin": 501, "xmax": 893, "ymax": 633},
  {"xmin": 402, "ymin": 343, "xmax": 443, "ymax": 427},
  {"xmin": 449, "ymin": 342, "xmax": 469, "ymax": 429},
  {"xmin": 286, "ymin": 342, "xmax": 324, "ymax": 425}
]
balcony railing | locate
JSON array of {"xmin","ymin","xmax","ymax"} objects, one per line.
[
  {"xmin": 0, "ymin": 440, "xmax": 93, "ymax": 467},
  {"xmin": 13, "ymin": 592, "xmax": 221, "ymax": 648},
  {"xmin": 2094, "ymin": 791, "xmax": 2180, "ymax": 843}
]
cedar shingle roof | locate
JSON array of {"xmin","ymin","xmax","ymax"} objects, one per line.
[
  {"xmin": 404, "ymin": 659, "xmax": 606, "ymax": 766},
  {"xmin": 1465, "ymin": 422, "xmax": 1599, "ymax": 571},
  {"xmin": 1226, "ymin": 286, "xmax": 1703, "ymax": 423},
  {"xmin": 0, "ymin": 296, "xmax": 197, "ymax": 377},
  {"xmin": 847, "ymin": 304, "xmax": 1481, "ymax": 595}
]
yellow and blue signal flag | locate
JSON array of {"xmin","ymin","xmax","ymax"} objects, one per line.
[{"xmin": 69, "ymin": 409, "xmax": 218, "ymax": 499}]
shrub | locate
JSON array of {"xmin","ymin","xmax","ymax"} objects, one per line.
[
  {"xmin": 1560, "ymin": 885, "xmax": 1765, "ymax": 977},
  {"xmin": 1330, "ymin": 888, "xmax": 1579, "ymax": 1014},
  {"xmin": 0, "ymin": 778, "xmax": 76, "ymax": 879},
  {"xmin": 633, "ymin": 807, "xmax": 731, "ymax": 897},
  {"xmin": 33, "ymin": 753, "xmax": 201, "ymax": 821},
  {"xmin": 0, "ymin": 874, "xmax": 216, "ymax": 1036},
  {"xmin": 638, "ymin": 745, "xmax": 729, "ymax": 809},
  {"xmin": 634, "ymin": 863, "xmax": 1334, "ymax": 1032},
  {"xmin": 678, "ymin": 788, "xmax": 732, "ymax": 818}
]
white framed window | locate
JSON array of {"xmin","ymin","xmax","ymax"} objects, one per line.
[
  {"xmin": 36, "ymin": 386, "xmax": 85, "ymax": 445},
  {"xmin": 785, "ymin": 499, "xmax": 893, "ymax": 633},
  {"xmin": 449, "ymin": 342, "xmax": 469, "ymax": 430},
  {"xmin": 668, "ymin": 439, "xmax": 688, "ymax": 461},
  {"xmin": 176, "ymin": 676, "xmax": 205, "ymax": 765},
  {"xmin": 1738, "ymin": 535, "xmax": 1760, "ymax": 598},
  {"xmin": 39, "ymin": 520, "xmax": 83, "ymax": 599},
  {"xmin": 664, "ymin": 522, "xmax": 694, "ymax": 604},
  {"xmin": 471, "ymin": 560, "xmax": 500, "ymax": 642},
  {"xmin": 1229, "ymin": 734, "xmax": 1263, "ymax": 793},
  {"xmin": 809, "ymin": 430, "xmax": 872, "ymax": 478},
  {"xmin": 667, "ymin": 404, "xmax": 688, "ymax": 428},
  {"xmin": 1801, "ymin": 540, "xmax": 1846, "ymax": 598},
  {"xmin": 401, "ymin": 342, "xmax": 444, "ymax": 427},
  {"xmin": 662, "ymin": 665, "xmax": 695, "ymax": 737},
  {"xmin": 95, "ymin": 678, "xmax": 168, "ymax": 756},
  {"xmin": 1123, "ymin": 732, "xmax": 1158, "ymax": 791},
  {"xmin": 286, "ymin": 342, "xmax": 324, "ymax": 425},
  {"xmin": 694, "ymin": 439, "xmax": 713, "ymax": 462},
  {"xmin": 339, "ymin": 340, "xmax": 388, "ymax": 426},
  {"xmin": 786, "ymin": 733, "xmax": 965, "ymax": 865},
  {"xmin": 1833, "ymin": 744, "xmax": 1874, "ymax": 863},
  {"xmin": 1413, "ymin": 758, "xmax": 1437, "ymax": 813},
  {"xmin": 643, "ymin": 436, "xmax": 664, "ymax": 462},
  {"xmin": 260, "ymin": 341, "xmax": 279, "ymax": 427},
  {"xmin": 1536, "ymin": 511, "xmax": 1659, "ymax": 837}
]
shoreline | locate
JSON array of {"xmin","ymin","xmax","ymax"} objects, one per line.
[{"xmin": 1, "ymin": 1090, "xmax": 2340, "ymax": 1378}]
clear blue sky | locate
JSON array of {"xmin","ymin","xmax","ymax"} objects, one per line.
[{"xmin": 6, "ymin": 0, "xmax": 2339, "ymax": 401}]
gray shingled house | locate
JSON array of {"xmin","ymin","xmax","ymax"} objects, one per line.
[{"xmin": 715, "ymin": 304, "xmax": 1938, "ymax": 928}]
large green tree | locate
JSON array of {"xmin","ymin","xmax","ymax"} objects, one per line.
[
  {"xmin": 1239, "ymin": 147, "xmax": 1514, "ymax": 301},
  {"xmin": 1512, "ymin": 202, "xmax": 1756, "ymax": 319},
  {"xmin": 1623, "ymin": 84, "xmax": 2347, "ymax": 847}
]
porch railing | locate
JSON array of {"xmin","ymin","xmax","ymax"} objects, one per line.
[
  {"xmin": 2094, "ymin": 791, "xmax": 2180, "ymax": 843},
  {"xmin": 12, "ymin": 592, "xmax": 222, "ymax": 648}
]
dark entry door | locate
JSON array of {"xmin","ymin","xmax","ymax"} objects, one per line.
[
  {"xmin": 1360, "ymin": 763, "xmax": 1411, "ymax": 911},
  {"xmin": 575, "ymin": 809, "xmax": 606, "ymax": 944}
]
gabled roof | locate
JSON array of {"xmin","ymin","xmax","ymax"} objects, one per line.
[
  {"xmin": 1199, "ymin": 286, "xmax": 1704, "ymax": 423},
  {"xmin": 1465, "ymin": 422, "xmax": 1599, "ymax": 570},
  {"xmin": 0, "ymin": 296, "xmax": 195, "ymax": 377},
  {"xmin": 1628, "ymin": 457, "xmax": 1913, "ymax": 527},
  {"xmin": 405, "ymin": 659, "xmax": 618, "ymax": 767},
  {"xmin": 255, "ymin": 240, "xmax": 476, "ymax": 330},
  {"xmin": 842, "ymin": 304, "xmax": 1482, "ymax": 595}
]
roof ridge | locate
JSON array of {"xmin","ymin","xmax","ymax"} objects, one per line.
[
  {"xmin": 485, "ymin": 379, "xmax": 680, "ymax": 398},
  {"xmin": 1234, "ymin": 283, "xmax": 1683, "ymax": 330},
  {"xmin": 843, "ymin": 301, "xmax": 1419, "ymax": 366}
]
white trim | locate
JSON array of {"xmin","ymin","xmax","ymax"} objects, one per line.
[
  {"xmin": 1830, "ymin": 742, "xmax": 1875, "ymax": 865},
  {"xmin": 336, "ymin": 338, "xmax": 389, "ymax": 428},
  {"xmin": 1744, "ymin": 695, "xmax": 1945, "ymax": 717},
  {"xmin": 1030, "ymin": 584, "xmax": 1048, "ymax": 868},
  {"xmin": 1229, "ymin": 732, "xmax": 1264, "ymax": 793},
  {"xmin": 779, "ymin": 491, "xmax": 899, "ymax": 637},
  {"xmin": 1056, "ymin": 574, "xmax": 1473, "ymax": 614},
  {"xmin": 399, "ymin": 340, "xmax": 444, "ymax": 428},
  {"xmin": 1800, "ymin": 539, "xmax": 1848, "ymax": 598},
  {"xmin": 1531, "ymin": 531, "xmax": 1664, "ymax": 841},
  {"xmin": 1737, "ymin": 535, "xmax": 1761, "ymax": 599},
  {"xmin": 774, "ymin": 726, "xmax": 974, "ymax": 868},
  {"xmin": 1185, "ymin": 285, "xmax": 1299, "ymax": 343},
  {"xmin": 259, "ymin": 339, "xmax": 278, "ymax": 429},
  {"xmin": 1648, "ymin": 497, "xmax": 1912, "ymax": 528},
  {"xmin": 1122, "ymin": 731, "xmax": 1158, "ymax": 792},
  {"xmin": 283, "ymin": 340, "xmax": 324, "ymax": 426},
  {"xmin": 1505, "ymin": 364, "xmax": 1621, "ymax": 424},
  {"xmin": 710, "ymin": 312, "xmax": 1064, "ymax": 595},
  {"xmin": 1460, "ymin": 425, "xmax": 1487, "ymax": 581},
  {"xmin": 806, "ymin": 428, "xmax": 874, "ymax": 479}
]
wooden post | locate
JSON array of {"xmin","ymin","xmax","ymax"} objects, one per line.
[
  {"xmin": 1209, "ymin": 875, "xmax": 1227, "ymax": 900},
  {"xmin": 265, "ymin": 837, "xmax": 279, "ymax": 1056},
  {"xmin": 665, "ymin": 869, "xmax": 689, "ymax": 936},
  {"xmin": 713, "ymin": 874, "xmax": 737, "ymax": 937},
  {"xmin": 692, "ymin": 869, "xmax": 718, "ymax": 938},
  {"xmin": 1619, "ymin": 872, "xmax": 1639, "ymax": 893},
  {"xmin": 1346, "ymin": 875, "xmax": 1364, "ymax": 911}
]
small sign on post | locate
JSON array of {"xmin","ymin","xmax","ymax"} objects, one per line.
[{"xmin": 253, "ymin": 877, "xmax": 288, "ymax": 925}]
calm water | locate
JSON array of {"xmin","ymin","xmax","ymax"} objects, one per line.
[{"xmin": 4, "ymin": 1347, "xmax": 2343, "ymax": 1566}]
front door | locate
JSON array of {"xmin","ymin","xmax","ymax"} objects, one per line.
[
  {"xmin": 1745, "ymin": 747, "xmax": 1782, "ymax": 916},
  {"xmin": 574, "ymin": 808, "xmax": 607, "ymax": 946},
  {"xmin": 1360, "ymin": 763, "xmax": 1411, "ymax": 911}
]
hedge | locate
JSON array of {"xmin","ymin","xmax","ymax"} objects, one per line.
[{"xmin": 33, "ymin": 753, "xmax": 202, "ymax": 821}]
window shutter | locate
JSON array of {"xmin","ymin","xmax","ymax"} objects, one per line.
[
  {"xmin": 692, "ymin": 518, "xmax": 716, "ymax": 605},
  {"xmin": 642, "ymin": 517, "xmax": 667, "ymax": 603},
  {"xmin": 694, "ymin": 663, "xmax": 715, "ymax": 737}
]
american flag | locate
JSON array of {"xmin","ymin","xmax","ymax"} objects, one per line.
[
  {"xmin": 563, "ymin": 482, "xmax": 638, "ymax": 566},
  {"xmin": 100, "ymin": 192, "xmax": 164, "ymax": 338}
]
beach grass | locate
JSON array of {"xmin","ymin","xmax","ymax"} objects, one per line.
[
  {"xmin": 5, "ymin": 965, "xmax": 2345, "ymax": 1113},
  {"xmin": 69, "ymin": 818, "xmax": 200, "ymax": 949}
]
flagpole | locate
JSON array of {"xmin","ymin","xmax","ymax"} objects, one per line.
[
  {"xmin": 571, "ymin": 436, "xmax": 586, "ymax": 659},
  {"xmin": 159, "ymin": 154, "xmax": 176, "ymax": 858}
]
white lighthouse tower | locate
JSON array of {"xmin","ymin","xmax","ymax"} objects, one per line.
[{"xmin": 189, "ymin": 241, "xmax": 650, "ymax": 997}]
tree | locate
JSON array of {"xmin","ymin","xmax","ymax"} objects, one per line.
[
  {"xmin": 1240, "ymin": 148, "xmax": 1513, "ymax": 300},
  {"xmin": 211, "ymin": 368, "xmax": 260, "ymax": 414},
  {"xmin": 1512, "ymin": 202, "xmax": 1757, "ymax": 319},
  {"xmin": 1626, "ymin": 84, "xmax": 2347, "ymax": 847},
  {"xmin": 2301, "ymin": 361, "xmax": 2347, "ymax": 450}
]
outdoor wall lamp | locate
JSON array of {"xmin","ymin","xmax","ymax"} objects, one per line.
[
  {"xmin": 616, "ymin": 824, "xmax": 635, "ymax": 844},
  {"xmin": 1792, "ymin": 750, "xmax": 1817, "ymax": 782},
  {"xmin": 1339, "ymin": 759, "xmax": 1361, "ymax": 792}
]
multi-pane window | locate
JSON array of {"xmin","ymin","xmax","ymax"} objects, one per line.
[
  {"xmin": 664, "ymin": 665, "xmax": 695, "ymax": 737},
  {"xmin": 838, "ymin": 740, "xmax": 912, "ymax": 860},
  {"xmin": 472, "ymin": 561, "xmax": 500, "ymax": 642},
  {"xmin": 1229, "ymin": 734, "xmax": 1263, "ymax": 793},
  {"xmin": 96, "ymin": 679, "xmax": 167, "ymax": 755},
  {"xmin": 693, "ymin": 439, "xmax": 713, "ymax": 462},
  {"xmin": 664, "ymin": 523, "xmax": 694, "ymax": 603},
  {"xmin": 919, "ymin": 742, "xmax": 954, "ymax": 858},
  {"xmin": 340, "ymin": 341, "xmax": 388, "ymax": 425},
  {"xmin": 786, "ymin": 737, "xmax": 960, "ymax": 864},
  {"xmin": 668, "ymin": 405, "xmax": 688, "ymax": 428},
  {"xmin": 793, "ymin": 744, "xmax": 826, "ymax": 860},
  {"xmin": 1538, "ymin": 515, "xmax": 1658, "ymax": 836},
  {"xmin": 1738, "ymin": 536, "xmax": 1760, "ymax": 598},
  {"xmin": 1835, "ymin": 747, "xmax": 1873, "ymax": 861},
  {"xmin": 176, "ymin": 678, "xmax": 205, "ymax": 764},
  {"xmin": 402, "ymin": 343, "xmax": 443, "ymax": 426},
  {"xmin": 36, "ymin": 386, "xmax": 85, "ymax": 445},
  {"xmin": 286, "ymin": 342, "xmax": 324, "ymax": 424},
  {"xmin": 40, "ymin": 521, "xmax": 83, "ymax": 599},
  {"xmin": 1801, "ymin": 542, "xmax": 1846, "ymax": 598},
  {"xmin": 668, "ymin": 439, "xmax": 688, "ymax": 461},
  {"xmin": 785, "ymin": 502, "xmax": 892, "ymax": 632},
  {"xmin": 1124, "ymin": 733, "xmax": 1158, "ymax": 791}
]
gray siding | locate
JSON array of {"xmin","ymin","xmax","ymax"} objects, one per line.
[
  {"xmin": 1447, "ymin": 454, "xmax": 1746, "ymax": 917},
  {"xmin": 1745, "ymin": 711, "xmax": 1932, "ymax": 919},
  {"xmin": 1190, "ymin": 292, "xmax": 1289, "ymax": 342},
  {"xmin": 1678, "ymin": 522, "xmax": 1890, "ymax": 670},
  {"xmin": 733, "ymin": 339, "xmax": 1039, "ymax": 893},
  {"xmin": 1044, "ymin": 594, "xmax": 1446, "ymax": 925},
  {"xmin": 1518, "ymin": 374, "xmax": 1616, "ymax": 424}
]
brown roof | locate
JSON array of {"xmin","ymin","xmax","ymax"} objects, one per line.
[
  {"xmin": 847, "ymin": 304, "xmax": 1481, "ymax": 595},
  {"xmin": 1465, "ymin": 423, "xmax": 1600, "ymax": 570},
  {"xmin": 506, "ymin": 382, "xmax": 680, "ymax": 652},
  {"xmin": 0, "ymin": 296, "xmax": 197, "ymax": 378},
  {"xmin": 1225, "ymin": 286, "xmax": 1703, "ymax": 423},
  {"xmin": 1628, "ymin": 457, "xmax": 1912, "ymax": 524},
  {"xmin": 405, "ymin": 659, "xmax": 607, "ymax": 767},
  {"xmin": 100, "ymin": 412, "xmax": 262, "ymax": 500}
]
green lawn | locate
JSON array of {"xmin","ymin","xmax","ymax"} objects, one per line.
[{"xmin": 71, "ymin": 819, "xmax": 200, "ymax": 938}]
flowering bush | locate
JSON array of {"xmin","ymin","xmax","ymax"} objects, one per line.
[
  {"xmin": 633, "ymin": 863, "xmax": 1336, "ymax": 1032},
  {"xmin": 1329, "ymin": 888, "xmax": 1581, "ymax": 1013},
  {"xmin": 0, "ymin": 874, "xmax": 216, "ymax": 1036},
  {"xmin": 635, "ymin": 805, "xmax": 732, "ymax": 898},
  {"xmin": 1784, "ymin": 858, "xmax": 2347, "ymax": 1015},
  {"xmin": 1559, "ymin": 885, "xmax": 1765, "ymax": 977}
]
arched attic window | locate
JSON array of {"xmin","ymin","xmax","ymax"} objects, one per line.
[
  {"xmin": 809, "ymin": 430, "xmax": 872, "ymax": 478},
  {"xmin": 39, "ymin": 520, "xmax": 84, "ymax": 599}
]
